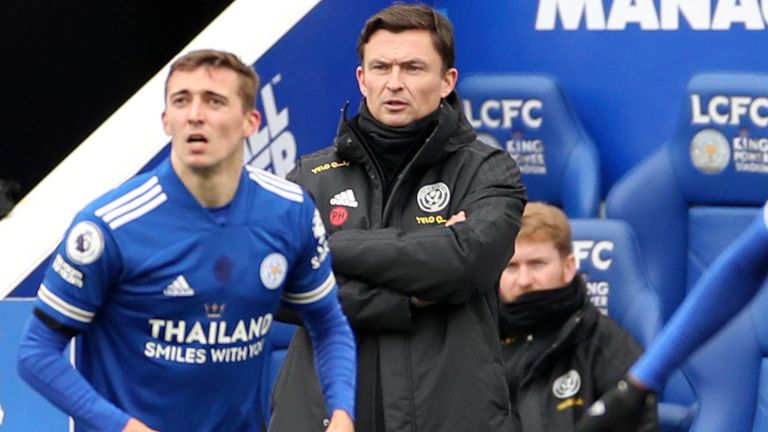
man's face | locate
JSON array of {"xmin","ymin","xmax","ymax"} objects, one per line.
[
  {"xmin": 498, "ymin": 239, "xmax": 577, "ymax": 304},
  {"xmin": 163, "ymin": 66, "xmax": 260, "ymax": 174},
  {"xmin": 356, "ymin": 29, "xmax": 457, "ymax": 127}
]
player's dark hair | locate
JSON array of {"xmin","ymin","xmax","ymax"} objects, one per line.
[
  {"xmin": 357, "ymin": 3, "xmax": 455, "ymax": 72},
  {"xmin": 165, "ymin": 49, "xmax": 259, "ymax": 112}
]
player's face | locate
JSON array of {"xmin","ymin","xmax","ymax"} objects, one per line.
[
  {"xmin": 356, "ymin": 29, "xmax": 457, "ymax": 127},
  {"xmin": 163, "ymin": 66, "xmax": 260, "ymax": 174},
  {"xmin": 498, "ymin": 239, "xmax": 577, "ymax": 303}
]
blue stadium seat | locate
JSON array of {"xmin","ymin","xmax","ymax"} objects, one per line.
[
  {"xmin": 679, "ymin": 266, "xmax": 768, "ymax": 432},
  {"xmin": 260, "ymin": 320, "xmax": 297, "ymax": 426},
  {"xmin": 570, "ymin": 219, "xmax": 661, "ymax": 348},
  {"xmin": 570, "ymin": 218, "xmax": 695, "ymax": 430},
  {"xmin": 606, "ymin": 72, "xmax": 768, "ymax": 322},
  {"xmin": 605, "ymin": 72, "xmax": 768, "ymax": 431},
  {"xmin": 458, "ymin": 73, "xmax": 601, "ymax": 217}
]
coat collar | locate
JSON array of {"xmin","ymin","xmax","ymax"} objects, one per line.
[{"xmin": 333, "ymin": 91, "xmax": 478, "ymax": 169}]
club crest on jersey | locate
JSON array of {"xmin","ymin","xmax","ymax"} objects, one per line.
[
  {"xmin": 260, "ymin": 253, "xmax": 287, "ymax": 290},
  {"xmin": 552, "ymin": 369, "xmax": 581, "ymax": 399},
  {"xmin": 65, "ymin": 221, "xmax": 105, "ymax": 265},
  {"xmin": 417, "ymin": 182, "xmax": 450, "ymax": 213}
]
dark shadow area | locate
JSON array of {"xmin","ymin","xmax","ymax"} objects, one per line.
[{"xmin": 0, "ymin": 0, "xmax": 235, "ymax": 198}]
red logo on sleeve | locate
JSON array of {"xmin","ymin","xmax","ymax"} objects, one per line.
[{"xmin": 329, "ymin": 207, "xmax": 348, "ymax": 226}]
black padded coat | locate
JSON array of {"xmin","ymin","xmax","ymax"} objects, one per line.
[{"xmin": 270, "ymin": 93, "xmax": 526, "ymax": 432}]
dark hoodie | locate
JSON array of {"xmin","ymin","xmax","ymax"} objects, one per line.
[
  {"xmin": 499, "ymin": 276, "xmax": 659, "ymax": 432},
  {"xmin": 269, "ymin": 92, "xmax": 527, "ymax": 432}
]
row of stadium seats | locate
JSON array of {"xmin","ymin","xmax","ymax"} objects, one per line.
[
  {"xmin": 261, "ymin": 72, "xmax": 768, "ymax": 431},
  {"xmin": 601, "ymin": 73, "xmax": 768, "ymax": 432},
  {"xmin": 460, "ymin": 72, "xmax": 768, "ymax": 431}
]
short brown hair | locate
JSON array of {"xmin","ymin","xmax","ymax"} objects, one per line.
[
  {"xmin": 357, "ymin": 2, "xmax": 455, "ymax": 72},
  {"xmin": 517, "ymin": 202, "xmax": 573, "ymax": 257},
  {"xmin": 165, "ymin": 49, "xmax": 259, "ymax": 112}
]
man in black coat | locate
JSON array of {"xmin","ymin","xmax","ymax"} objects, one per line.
[
  {"xmin": 498, "ymin": 202, "xmax": 658, "ymax": 432},
  {"xmin": 269, "ymin": 3, "xmax": 526, "ymax": 431}
]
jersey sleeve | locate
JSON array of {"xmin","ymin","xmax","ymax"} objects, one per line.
[
  {"xmin": 280, "ymin": 198, "xmax": 337, "ymax": 311},
  {"xmin": 17, "ymin": 314, "xmax": 130, "ymax": 431},
  {"xmin": 631, "ymin": 201, "xmax": 768, "ymax": 390},
  {"xmin": 34, "ymin": 211, "xmax": 120, "ymax": 331},
  {"xmin": 280, "ymin": 195, "xmax": 357, "ymax": 417}
]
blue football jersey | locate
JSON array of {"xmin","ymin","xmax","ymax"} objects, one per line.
[{"xmin": 35, "ymin": 159, "xmax": 336, "ymax": 431}]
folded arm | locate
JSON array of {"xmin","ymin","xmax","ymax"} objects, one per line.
[{"xmin": 330, "ymin": 153, "xmax": 525, "ymax": 304}]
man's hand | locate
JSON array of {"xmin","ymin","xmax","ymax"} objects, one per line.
[
  {"xmin": 122, "ymin": 418, "xmax": 158, "ymax": 432},
  {"xmin": 326, "ymin": 409, "xmax": 354, "ymax": 432},
  {"xmin": 445, "ymin": 211, "xmax": 466, "ymax": 227},
  {"xmin": 410, "ymin": 296, "xmax": 435, "ymax": 307},
  {"xmin": 575, "ymin": 377, "xmax": 656, "ymax": 432}
]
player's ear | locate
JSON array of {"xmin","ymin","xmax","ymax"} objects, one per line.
[
  {"xmin": 356, "ymin": 66, "xmax": 368, "ymax": 97},
  {"xmin": 162, "ymin": 111, "xmax": 171, "ymax": 135},
  {"xmin": 440, "ymin": 68, "xmax": 458, "ymax": 98},
  {"xmin": 563, "ymin": 254, "xmax": 577, "ymax": 283},
  {"xmin": 243, "ymin": 109, "xmax": 261, "ymax": 136}
]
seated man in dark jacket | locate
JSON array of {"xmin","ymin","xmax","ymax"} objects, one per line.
[{"xmin": 498, "ymin": 202, "xmax": 658, "ymax": 432}]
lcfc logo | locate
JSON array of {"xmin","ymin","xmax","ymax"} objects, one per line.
[
  {"xmin": 260, "ymin": 253, "xmax": 287, "ymax": 290},
  {"xmin": 690, "ymin": 128, "xmax": 730, "ymax": 174}
]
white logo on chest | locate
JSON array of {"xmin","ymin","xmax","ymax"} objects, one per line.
[
  {"xmin": 552, "ymin": 369, "xmax": 581, "ymax": 399},
  {"xmin": 330, "ymin": 189, "xmax": 359, "ymax": 208},
  {"xmin": 164, "ymin": 275, "xmax": 195, "ymax": 297},
  {"xmin": 417, "ymin": 182, "xmax": 450, "ymax": 213}
]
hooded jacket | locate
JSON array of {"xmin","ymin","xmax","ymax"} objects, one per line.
[
  {"xmin": 501, "ymin": 277, "xmax": 659, "ymax": 432},
  {"xmin": 269, "ymin": 93, "xmax": 526, "ymax": 432}
]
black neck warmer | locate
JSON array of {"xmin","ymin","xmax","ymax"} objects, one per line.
[
  {"xmin": 499, "ymin": 276, "xmax": 585, "ymax": 339},
  {"xmin": 356, "ymin": 102, "xmax": 440, "ymax": 185}
]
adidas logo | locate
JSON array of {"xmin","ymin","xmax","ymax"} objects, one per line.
[
  {"xmin": 163, "ymin": 275, "xmax": 195, "ymax": 297},
  {"xmin": 329, "ymin": 189, "xmax": 359, "ymax": 208}
]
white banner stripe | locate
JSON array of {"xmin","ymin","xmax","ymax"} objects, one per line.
[
  {"xmin": 95, "ymin": 176, "xmax": 159, "ymax": 217},
  {"xmin": 38, "ymin": 284, "xmax": 94, "ymax": 323},
  {"xmin": 109, "ymin": 193, "xmax": 168, "ymax": 229}
]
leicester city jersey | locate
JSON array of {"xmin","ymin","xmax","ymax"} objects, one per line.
[{"xmin": 35, "ymin": 159, "xmax": 336, "ymax": 431}]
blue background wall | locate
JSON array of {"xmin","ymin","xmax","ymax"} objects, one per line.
[
  {"xmin": 248, "ymin": 0, "xmax": 768, "ymax": 195},
  {"xmin": 3, "ymin": 0, "xmax": 768, "ymax": 429},
  {"xmin": 439, "ymin": 0, "xmax": 768, "ymax": 193}
]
